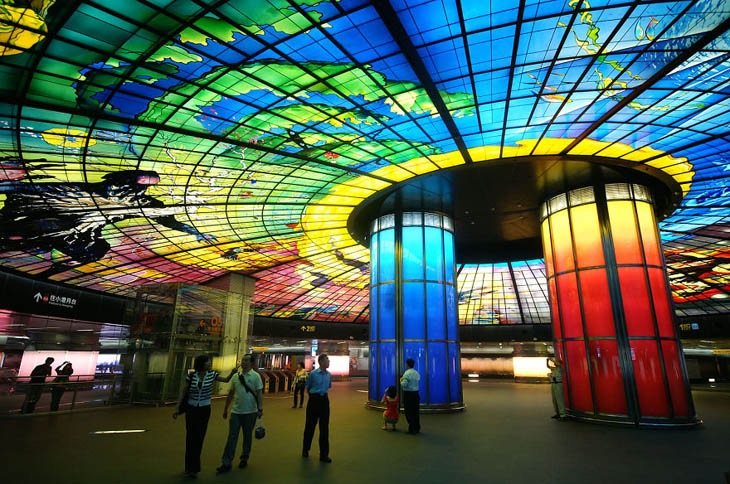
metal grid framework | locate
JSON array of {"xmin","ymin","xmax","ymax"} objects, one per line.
[{"xmin": 0, "ymin": 1, "xmax": 730, "ymax": 324}]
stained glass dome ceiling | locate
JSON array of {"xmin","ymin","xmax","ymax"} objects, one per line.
[{"xmin": 1, "ymin": 0, "xmax": 730, "ymax": 324}]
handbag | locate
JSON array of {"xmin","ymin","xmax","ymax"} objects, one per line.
[
  {"xmin": 177, "ymin": 374, "xmax": 194, "ymax": 415},
  {"xmin": 255, "ymin": 417, "xmax": 266, "ymax": 440}
]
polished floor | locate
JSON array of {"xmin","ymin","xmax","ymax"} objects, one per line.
[{"xmin": 4, "ymin": 379, "xmax": 729, "ymax": 484}]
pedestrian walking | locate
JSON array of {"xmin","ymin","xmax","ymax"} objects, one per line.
[
  {"xmin": 173, "ymin": 355, "xmax": 237, "ymax": 478},
  {"xmin": 292, "ymin": 362, "xmax": 307, "ymax": 408},
  {"xmin": 217, "ymin": 354, "xmax": 263, "ymax": 472}
]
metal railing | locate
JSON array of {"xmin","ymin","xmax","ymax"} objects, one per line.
[{"xmin": 1, "ymin": 373, "xmax": 133, "ymax": 415}]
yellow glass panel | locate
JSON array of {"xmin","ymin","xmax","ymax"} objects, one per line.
[
  {"xmin": 549, "ymin": 210, "xmax": 575, "ymax": 274},
  {"xmin": 607, "ymin": 200, "xmax": 642, "ymax": 264},
  {"xmin": 541, "ymin": 219, "xmax": 554, "ymax": 277},
  {"xmin": 569, "ymin": 203, "xmax": 604, "ymax": 268},
  {"xmin": 636, "ymin": 201, "xmax": 662, "ymax": 267}
]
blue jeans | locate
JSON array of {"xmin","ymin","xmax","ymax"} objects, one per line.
[{"xmin": 222, "ymin": 413, "xmax": 257, "ymax": 466}]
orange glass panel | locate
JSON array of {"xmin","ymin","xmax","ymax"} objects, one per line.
[
  {"xmin": 607, "ymin": 200, "xmax": 642, "ymax": 265},
  {"xmin": 541, "ymin": 219, "xmax": 554, "ymax": 277},
  {"xmin": 570, "ymin": 203, "xmax": 604, "ymax": 268},
  {"xmin": 647, "ymin": 268, "xmax": 676, "ymax": 338},
  {"xmin": 578, "ymin": 269, "xmax": 615, "ymax": 337},
  {"xmin": 557, "ymin": 273, "xmax": 583, "ymax": 339},
  {"xmin": 549, "ymin": 278, "xmax": 561, "ymax": 339},
  {"xmin": 550, "ymin": 211, "xmax": 575, "ymax": 274},
  {"xmin": 636, "ymin": 201, "xmax": 662, "ymax": 267},
  {"xmin": 618, "ymin": 267, "xmax": 655, "ymax": 337}
]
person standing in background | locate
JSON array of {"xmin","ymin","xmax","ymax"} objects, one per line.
[
  {"xmin": 302, "ymin": 354, "xmax": 332, "ymax": 463},
  {"xmin": 292, "ymin": 362, "xmax": 307, "ymax": 408},
  {"xmin": 50, "ymin": 361, "xmax": 73, "ymax": 412},
  {"xmin": 21, "ymin": 357, "xmax": 54, "ymax": 414},
  {"xmin": 400, "ymin": 358, "xmax": 421, "ymax": 434},
  {"xmin": 548, "ymin": 357, "xmax": 566, "ymax": 420},
  {"xmin": 173, "ymin": 355, "xmax": 237, "ymax": 478}
]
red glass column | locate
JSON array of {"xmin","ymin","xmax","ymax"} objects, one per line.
[{"xmin": 540, "ymin": 183, "xmax": 697, "ymax": 426}]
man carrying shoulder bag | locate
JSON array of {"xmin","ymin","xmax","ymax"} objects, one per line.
[{"xmin": 217, "ymin": 354, "xmax": 263, "ymax": 472}]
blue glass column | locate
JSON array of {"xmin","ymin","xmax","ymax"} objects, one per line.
[{"xmin": 368, "ymin": 212, "xmax": 463, "ymax": 412}]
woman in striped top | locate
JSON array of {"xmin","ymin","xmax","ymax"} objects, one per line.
[{"xmin": 173, "ymin": 355, "xmax": 237, "ymax": 477}]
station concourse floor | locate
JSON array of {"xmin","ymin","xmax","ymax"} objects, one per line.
[{"xmin": 4, "ymin": 379, "xmax": 729, "ymax": 484}]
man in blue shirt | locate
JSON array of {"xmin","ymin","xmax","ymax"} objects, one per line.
[
  {"xmin": 302, "ymin": 354, "xmax": 332, "ymax": 463},
  {"xmin": 400, "ymin": 358, "xmax": 421, "ymax": 434}
]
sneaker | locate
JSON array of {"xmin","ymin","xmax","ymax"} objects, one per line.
[
  {"xmin": 239, "ymin": 460, "xmax": 248, "ymax": 469},
  {"xmin": 216, "ymin": 465, "xmax": 232, "ymax": 473},
  {"xmin": 302, "ymin": 450, "xmax": 309, "ymax": 458},
  {"xmin": 319, "ymin": 457, "xmax": 332, "ymax": 463}
]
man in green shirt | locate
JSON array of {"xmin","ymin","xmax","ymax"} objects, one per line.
[{"xmin": 217, "ymin": 354, "xmax": 263, "ymax": 472}]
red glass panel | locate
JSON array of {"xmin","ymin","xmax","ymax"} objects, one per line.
[
  {"xmin": 618, "ymin": 267, "xmax": 655, "ymax": 337},
  {"xmin": 541, "ymin": 220, "xmax": 554, "ymax": 277},
  {"xmin": 578, "ymin": 269, "xmax": 615, "ymax": 337},
  {"xmin": 630, "ymin": 340, "xmax": 670, "ymax": 417},
  {"xmin": 555, "ymin": 341, "xmax": 565, "ymax": 365},
  {"xmin": 557, "ymin": 273, "xmax": 583, "ymax": 338},
  {"xmin": 636, "ymin": 201, "xmax": 662, "ymax": 267},
  {"xmin": 565, "ymin": 340, "xmax": 593, "ymax": 413},
  {"xmin": 661, "ymin": 341, "xmax": 690, "ymax": 417},
  {"xmin": 570, "ymin": 204, "xmax": 604, "ymax": 268},
  {"xmin": 589, "ymin": 340, "xmax": 627, "ymax": 415},
  {"xmin": 648, "ymin": 268, "xmax": 676, "ymax": 338},
  {"xmin": 607, "ymin": 200, "xmax": 642, "ymax": 265},
  {"xmin": 550, "ymin": 211, "xmax": 575, "ymax": 274},
  {"xmin": 549, "ymin": 278, "xmax": 561, "ymax": 340}
]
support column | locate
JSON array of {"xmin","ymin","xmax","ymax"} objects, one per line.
[
  {"xmin": 368, "ymin": 211, "xmax": 463, "ymax": 412},
  {"xmin": 540, "ymin": 183, "xmax": 697, "ymax": 426}
]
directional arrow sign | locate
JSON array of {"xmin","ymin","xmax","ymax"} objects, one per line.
[{"xmin": 34, "ymin": 292, "xmax": 42, "ymax": 303}]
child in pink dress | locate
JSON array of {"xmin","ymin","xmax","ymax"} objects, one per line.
[{"xmin": 381, "ymin": 386, "xmax": 399, "ymax": 431}]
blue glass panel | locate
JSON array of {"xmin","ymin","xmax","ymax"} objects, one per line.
[
  {"xmin": 379, "ymin": 283, "xmax": 396, "ymax": 340},
  {"xmin": 428, "ymin": 342, "xmax": 448, "ymax": 404},
  {"xmin": 443, "ymin": 231, "xmax": 455, "ymax": 284},
  {"xmin": 426, "ymin": 282, "xmax": 446, "ymax": 340},
  {"xmin": 403, "ymin": 282, "xmax": 425, "ymax": 339},
  {"xmin": 425, "ymin": 227, "xmax": 444, "ymax": 281},
  {"xmin": 369, "ymin": 343, "xmax": 378, "ymax": 401},
  {"xmin": 446, "ymin": 285, "xmax": 457, "ymax": 341},
  {"xmin": 448, "ymin": 343, "xmax": 461, "ymax": 404},
  {"xmin": 402, "ymin": 226, "xmax": 424, "ymax": 280},
  {"xmin": 370, "ymin": 231, "xmax": 379, "ymax": 286},
  {"xmin": 404, "ymin": 341, "xmax": 426, "ymax": 399},
  {"xmin": 379, "ymin": 342, "xmax": 396, "ymax": 400},
  {"xmin": 379, "ymin": 228, "xmax": 395, "ymax": 283},
  {"xmin": 370, "ymin": 286, "xmax": 378, "ymax": 341}
]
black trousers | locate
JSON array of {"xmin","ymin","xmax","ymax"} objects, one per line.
[
  {"xmin": 185, "ymin": 405, "xmax": 211, "ymax": 473},
  {"xmin": 50, "ymin": 387, "xmax": 65, "ymax": 411},
  {"xmin": 21, "ymin": 385, "xmax": 44, "ymax": 414},
  {"xmin": 403, "ymin": 391, "xmax": 420, "ymax": 434},
  {"xmin": 293, "ymin": 383, "xmax": 305, "ymax": 407},
  {"xmin": 302, "ymin": 394, "xmax": 329, "ymax": 457}
]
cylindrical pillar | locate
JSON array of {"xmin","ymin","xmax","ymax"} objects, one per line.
[
  {"xmin": 368, "ymin": 211, "xmax": 463, "ymax": 411},
  {"xmin": 540, "ymin": 183, "xmax": 697, "ymax": 426}
]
